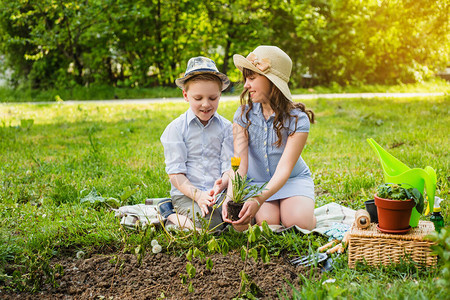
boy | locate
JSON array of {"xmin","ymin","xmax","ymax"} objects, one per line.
[{"xmin": 160, "ymin": 56, "xmax": 233, "ymax": 230}]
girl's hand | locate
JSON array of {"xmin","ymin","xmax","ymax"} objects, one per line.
[
  {"xmin": 232, "ymin": 199, "xmax": 260, "ymax": 225},
  {"xmin": 195, "ymin": 190, "xmax": 214, "ymax": 217},
  {"xmin": 221, "ymin": 198, "xmax": 233, "ymax": 223}
]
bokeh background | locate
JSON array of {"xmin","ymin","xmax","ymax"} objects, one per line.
[{"xmin": 0, "ymin": 0, "xmax": 448, "ymax": 91}]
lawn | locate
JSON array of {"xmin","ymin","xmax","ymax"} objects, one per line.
[
  {"xmin": 0, "ymin": 95, "xmax": 449, "ymax": 298},
  {"xmin": 1, "ymin": 77, "xmax": 449, "ymax": 103}
]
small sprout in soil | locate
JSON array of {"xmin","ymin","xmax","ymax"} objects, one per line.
[
  {"xmin": 188, "ymin": 282, "xmax": 195, "ymax": 293},
  {"xmin": 206, "ymin": 258, "xmax": 213, "ymax": 271},
  {"xmin": 180, "ymin": 274, "xmax": 187, "ymax": 284},
  {"xmin": 186, "ymin": 262, "xmax": 196, "ymax": 278}
]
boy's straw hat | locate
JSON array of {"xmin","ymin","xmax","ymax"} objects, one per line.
[
  {"xmin": 233, "ymin": 46, "xmax": 292, "ymax": 101},
  {"xmin": 175, "ymin": 56, "xmax": 230, "ymax": 91}
]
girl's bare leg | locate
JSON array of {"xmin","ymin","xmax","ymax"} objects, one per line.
[
  {"xmin": 255, "ymin": 200, "xmax": 281, "ymax": 225},
  {"xmin": 280, "ymin": 196, "xmax": 316, "ymax": 230}
]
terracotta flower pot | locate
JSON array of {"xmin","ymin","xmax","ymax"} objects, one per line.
[
  {"xmin": 374, "ymin": 193, "xmax": 415, "ymax": 234},
  {"xmin": 227, "ymin": 201, "xmax": 244, "ymax": 221}
]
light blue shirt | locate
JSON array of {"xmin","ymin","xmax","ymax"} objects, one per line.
[
  {"xmin": 233, "ymin": 103, "xmax": 314, "ymax": 201},
  {"xmin": 161, "ymin": 108, "xmax": 233, "ymax": 197}
]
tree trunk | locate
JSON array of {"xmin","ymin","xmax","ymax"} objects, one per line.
[
  {"xmin": 222, "ymin": 17, "xmax": 235, "ymax": 80},
  {"xmin": 73, "ymin": 47, "xmax": 84, "ymax": 86},
  {"xmin": 222, "ymin": 38, "xmax": 232, "ymax": 76}
]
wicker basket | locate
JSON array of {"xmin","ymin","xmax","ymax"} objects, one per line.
[{"xmin": 348, "ymin": 220, "xmax": 437, "ymax": 268}]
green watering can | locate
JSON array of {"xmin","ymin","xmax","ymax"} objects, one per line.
[{"xmin": 367, "ymin": 138, "xmax": 436, "ymax": 227}]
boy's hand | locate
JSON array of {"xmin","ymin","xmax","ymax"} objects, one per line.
[
  {"xmin": 212, "ymin": 178, "xmax": 225, "ymax": 198},
  {"xmin": 195, "ymin": 190, "xmax": 214, "ymax": 217}
]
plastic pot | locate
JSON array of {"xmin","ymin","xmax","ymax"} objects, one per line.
[{"xmin": 364, "ymin": 199, "xmax": 378, "ymax": 223}]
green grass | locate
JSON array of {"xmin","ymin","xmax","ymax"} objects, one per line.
[
  {"xmin": 0, "ymin": 95, "xmax": 449, "ymax": 296},
  {"xmin": 287, "ymin": 255, "xmax": 447, "ymax": 299},
  {"xmin": 1, "ymin": 78, "xmax": 448, "ymax": 102},
  {"xmin": 0, "ymin": 85, "xmax": 183, "ymax": 103},
  {"xmin": 291, "ymin": 77, "xmax": 450, "ymax": 94}
]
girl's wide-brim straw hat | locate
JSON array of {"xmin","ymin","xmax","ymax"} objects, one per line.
[
  {"xmin": 175, "ymin": 56, "xmax": 230, "ymax": 91},
  {"xmin": 233, "ymin": 45, "xmax": 292, "ymax": 101}
]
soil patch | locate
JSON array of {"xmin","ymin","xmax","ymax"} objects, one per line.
[
  {"xmin": 2, "ymin": 251, "xmax": 318, "ymax": 299},
  {"xmin": 227, "ymin": 202, "xmax": 244, "ymax": 221}
]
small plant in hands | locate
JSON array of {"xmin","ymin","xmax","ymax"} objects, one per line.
[{"xmin": 227, "ymin": 157, "xmax": 266, "ymax": 221}]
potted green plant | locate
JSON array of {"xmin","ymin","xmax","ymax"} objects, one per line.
[
  {"xmin": 227, "ymin": 157, "xmax": 267, "ymax": 221},
  {"xmin": 374, "ymin": 183, "xmax": 425, "ymax": 234}
]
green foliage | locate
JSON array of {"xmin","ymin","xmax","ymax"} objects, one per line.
[
  {"xmin": 205, "ymin": 258, "xmax": 213, "ymax": 271},
  {"xmin": 19, "ymin": 119, "xmax": 34, "ymax": 131},
  {"xmin": 0, "ymin": 85, "xmax": 183, "ymax": 103},
  {"xmin": 235, "ymin": 223, "xmax": 271, "ymax": 298},
  {"xmin": 10, "ymin": 251, "xmax": 64, "ymax": 292},
  {"xmin": 50, "ymin": 178, "xmax": 79, "ymax": 206},
  {"xmin": 237, "ymin": 270, "xmax": 262, "ymax": 299},
  {"xmin": 0, "ymin": 0, "xmax": 447, "ymax": 89},
  {"xmin": 1, "ymin": 78, "xmax": 449, "ymax": 103},
  {"xmin": 0, "ymin": 0, "xmax": 268, "ymax": 88},
  {"xmin": 275, "ymin": 0, "xmax": 449, "ymax": 86},
  {"xmin": 291, "ymin": 77, "xmax": 450, "ymax": 95},
  {"xmin": 207, "ymin": 236, "xmax": 220, "ymax": 253},
  {"xmin": 281, "ymin": 252, "xmax": 445, "ymax": 299},
  {"xmin": 427, "ymin": 227, "xmax": 450, "ymax": 291},
  {"xmin": 186, "ymin": 262, "xmax": 196, "ymax": 279},
  {"xmin": 188, "ymin": 281, "xmax": 195, "ymax": 293},
  {"xmin": 80, "ymin": 187, "xmax": 121, "ymax": 209},
  {"xmin": 376, "ymin": 183, "xmax": 425, "ymax": 214},
  {"xmin": 181, "ymin": 246, "xmax": 212, "ymax": 293},
  {"xmin": 231, "ymin": 173, "xmax": 266, "ymax": 204}
]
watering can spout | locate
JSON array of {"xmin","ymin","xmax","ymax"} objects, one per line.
[
  {"xmin": 367, "ymin": 138, "xmax": 436, "ymax": 227},
  {"xmin": 367, "ymin": 138, "xmax": 410, "ymax": 176}
]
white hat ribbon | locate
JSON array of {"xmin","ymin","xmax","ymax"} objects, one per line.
[
  {"xmin": 247, "ymin": 52, "xmax": 289, "ymax": 82},
  {"xmin": 247, "ymin": 53, "xmax": 271, "ymax": 73}
]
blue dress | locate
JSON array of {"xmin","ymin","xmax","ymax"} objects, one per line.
[{"xmin": 233, "ymin": 103, "xmax": 315, "ymax": 201}]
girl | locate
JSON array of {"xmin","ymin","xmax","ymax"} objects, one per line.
[{"xmin": 222, "ymin": 45, "xmax": 316, "ymax": 230}]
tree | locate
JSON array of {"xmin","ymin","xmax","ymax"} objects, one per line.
[
  {"xmin": 0, "ymin": 0, "xmax": 117, "ymax": 88},
  {"xmin": 0, "ymin": 0, "xmax": 448, "ymax": 89},
  {"xmin": 202, "ymin": 0, "xmax": 271, "ymax": 81},
  {"xmin": 269, "ymin": 0, "xmax": 449, "ymax": 86}
]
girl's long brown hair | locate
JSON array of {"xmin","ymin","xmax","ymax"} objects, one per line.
[{"xmin": 239, "ymin": 68, "xmax": 315, "ymax": 147}]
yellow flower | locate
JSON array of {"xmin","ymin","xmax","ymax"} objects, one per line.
[{"xmin": 231, "ymin": 157, "xmax": 241, "ymax": 172}]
